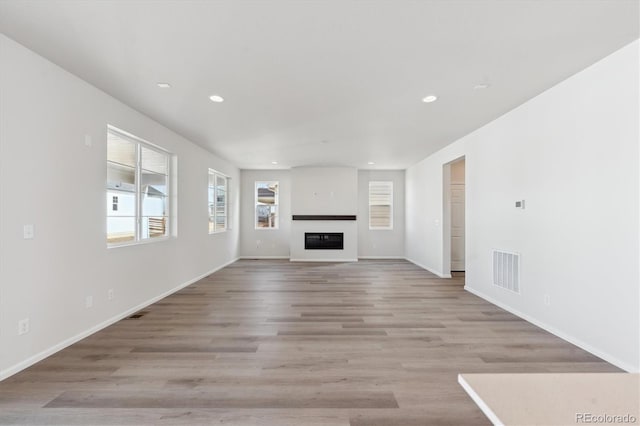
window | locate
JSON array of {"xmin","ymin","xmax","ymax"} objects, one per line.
[
  {"xmin": 208, "ymin": 169, "xmax": 227, "ymax": 233},
  {"xmin": 369, "ymin": 181, "xmax": 393, "ymax": 230},
  {"xmin": 106, "ymin": 127, "xmax": 171, "ymax": 245},
  {"xmin": 255, "ymin": 181, "xmax": 278, "ymax": 229}
]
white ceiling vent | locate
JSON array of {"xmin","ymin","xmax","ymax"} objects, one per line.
[{"xmin": 492, "ymin": 250, "xmax": 520, "ymax": 293}]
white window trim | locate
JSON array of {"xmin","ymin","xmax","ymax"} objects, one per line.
[
  {"xmin": 368, "ymin": 181, "xmax": 393, "ymax": 230},
  {"xmin": 107, "ymin": 125, "xmax": 172, "ymax": 248},
  {"xmin": 208, "ymin": 169, "xmax": 228, "ymax": 234},
  {"xmin": 255, "ymin": 181, "xmax": 279, "ymax": 230}
]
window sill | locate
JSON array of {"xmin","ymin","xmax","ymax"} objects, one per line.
[{"xmin": 107, "ymin": 235, "xmax": 173, "ymax": 249}]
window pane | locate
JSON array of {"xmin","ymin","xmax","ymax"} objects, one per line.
[
  {"xmin": 256, "ymin": 182, "xmax": 277, "ymax": 205},
  {"xmin": 256, "ymin": 205, "xmax": 277, "ymax": 228},
  {"xmin": 107, "ymin": 217, "xmax": 135, "ymax": 244},
  {"xmin": 215, "ymin": 215, "xmax": 226, "ymax": 232},
  {"xmin": 141, "ymin": 146, "xmax": 168, "ymax": 174},
  {"xmin": 208, "ymin": 187, "xmax": 215, "ymax": 205},
  {"xmin": 217, "ymin": 189, "xmax": 226, "ymax": 205},
  {"xmin": 107, "ymin": 162, "xmax": 135, "ymax": 193},
  {"xmin": 216, "ymin": 175, "xmax": 226, "ymax": 187},
  {"xmin": 369, "ymin": 181, "xmax": 392, "ymax": 229},
  {"xmin": 370, "ymin": 205, "xmax": 391, "ymax": 228},
  {"xmin": 141, "ymin": 216, "xmax": 167, "ymax": 239},
  {"xmin": 106, "ymin": 191, "xmax": 135, "ymax": 216},
  {"xmin": 208, "ymin": 172, "xmax": 216, "ymax": 187},
  {"xmin": 141, "ymin": 170, "xmax": 168, "ymax": 196},
  {"xmin": 107, "ymin": 132, "xmax": 136, "ymax": 167},
  {"xmin": 209, "ymin": 218, "xmax": 215, "ymax": 233},
  {"xmin": 142, "ymin": 194, "xmax": 167, "ymax": 217}
]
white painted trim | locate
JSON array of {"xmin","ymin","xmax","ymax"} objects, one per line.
[
  {"xmin": 0, "ymin": 257, "xmax": 239, "ymax": 382},
  {"xmin": 239, "ymin": 256, "xmax": 290, "ymax": 259},
  {"xmin": 405, "ymin": 257, "xmax": 451, "ymax": 278},
  {"xmin": 289, "ymin": 258, "xmax": 358, "ymax": 262},
  {"xmin": 358, "ymin": 256, "xmax": 405, "ymax": 260},
  {"xmin": 458, "ymin": 374, "xmax": 504, "ymax": 426},
  {"xmin": 464, "ymin": 285, "xmax": 638, "ymax": 373}
]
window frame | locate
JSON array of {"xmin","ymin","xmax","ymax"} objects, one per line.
[
  {"xmin": 368, "ymin": 181, "xmax": 393, "ymax": 230},
  {"xmin": 255, "ymin": 181, "xmax": 279, "ymax": 230},
  {"xmin": 106, "ymin": 126, "xmax": 172, "ymax": 248},
  {"xmin": 208, "ymin": 169, "xmax": 228, "ymax": 234}
]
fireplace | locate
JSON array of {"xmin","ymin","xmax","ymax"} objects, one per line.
[{"xmin": 305, "ymin": 232, "xmax": 344, "ymax": 250}]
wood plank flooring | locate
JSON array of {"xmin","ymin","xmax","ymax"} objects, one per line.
[{"xmin": 0, "ymin": 259, "xmax": 619, "ymax": 425}]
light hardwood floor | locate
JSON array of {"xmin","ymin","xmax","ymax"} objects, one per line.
[{"xmin": 0, "ymin": 260, "xmax": 619, "ymax": 425}]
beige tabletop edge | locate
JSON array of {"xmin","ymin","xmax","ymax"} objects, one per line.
[{"xmin": 458, "ymin": 373, "xmax": 640, "ymax": 426}]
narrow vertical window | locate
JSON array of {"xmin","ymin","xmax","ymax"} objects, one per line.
[
  {"xmin": 369, "ymin": 181, "xmax": 393, "ymax": 230},
  {"xmin": 208, "ymin": 169, "xmax": 228, "ymax": 233},
  {"xmin": 255, "ymin": 181, "xmax": 278, "ymax": 229},
  {"xmin": 106, "ymin": 127, "xmax": 171, "ymax": 246}
]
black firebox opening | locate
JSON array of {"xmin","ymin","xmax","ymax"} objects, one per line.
[{"xmin": 305, "ymin": 233, "xmax": 344, "ymax": 250}]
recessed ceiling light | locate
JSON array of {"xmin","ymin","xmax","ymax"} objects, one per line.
[
  {"xmin": 209, "ymin": 95, "xmax": 224, "ymax": 103},
  {"xmin": 368, "ymin": 161, "xmax": 375, "ymax": 165},
  {"xmin": 271, "ymin": 161, "xmax": 278, "ymax": 165},
  {"xmin": 474, "ymin": 83, "xmax": 490, "ymax": 90},
  {"xmin": 422, "ymin": 95, "xmax": 438, "ymax": 103},
  {"xmin": 157, "ymin": 82, "xmax": 171, "ymax": 88}
]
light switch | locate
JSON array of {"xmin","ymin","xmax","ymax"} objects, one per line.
[
  {"xmin": 84, "ymin": 134, "xmax": 92, "ymax": 147},
  {"xmin": 23, "ymin": 224, "xmax": 34, "ymax": 239},
  {"xmin": 515, "ymin": 200, "xmax": 526, "ymax": 209}
]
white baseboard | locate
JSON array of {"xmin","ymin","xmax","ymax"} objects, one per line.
[
  {"xmin": 0, "ymin": 257, "xmax": 239, "ymax": 382},
  {"xmin": 404, "ymin": 257, "xmax": 451, "ymax": 278},
  {"xmin": 289, "ymin": 258, "xmax": 358, "ymax": 262},
  {"xmin": 239, "ymin": 256, "xmax": 290, "ymax": 259},
  {"xmin": 358, "ymin": 256, "xmax": 405, "ymax": 260},
  {"xmin": 464, "ymin": 285, "xmax": 638, "ymax": 373}
]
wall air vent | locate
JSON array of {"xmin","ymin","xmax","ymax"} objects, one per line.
[{"xmin": 492, "ymin": 250, "xmax": 520, "ymax": 293}]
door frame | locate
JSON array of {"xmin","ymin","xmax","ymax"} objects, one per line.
[{"xmin": 442, "ymin": 156, "xmax": 465, "ymax": 278}]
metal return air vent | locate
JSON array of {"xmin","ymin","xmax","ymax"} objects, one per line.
[{"xmin": 492, "ymin": 250, "xmax": 520, "ymax": 293}]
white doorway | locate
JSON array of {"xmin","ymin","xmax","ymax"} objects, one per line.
[
  {"xmin": 442, "ymin": 157, "xmax": 465, "ymax": 277},
  {"xmin": 450, "ymin": 159, "xmax": 465, "ymax": 272}
]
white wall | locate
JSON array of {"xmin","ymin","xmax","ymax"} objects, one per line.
[
  {"xmin": 358, "ymin": 170, "xmax": 405, "ymax": 258},
  {"xmin": 291, "ymin": 167, "xmax": 358, "ymax": 215},
  {"xmin": 0, "ymin": 35, "xmax": 240, "ymax": 378},
  {"xmin": 406, "ymin": 142, "xmax": 466, "ymax": 277},
  {"xmin": 405, "ymin": 40, "xmax": 639, "ymax": 371},
  {"xmin": 290, "ymin": 167, "xmax": 358, "ymax": 261},
  {"xmin": 240, "ymin": 168, "xmax": 405, "ymax": 259},
  {"xmin": 239, "ymin": 169, "xmax": 291, "ymax": 258}
]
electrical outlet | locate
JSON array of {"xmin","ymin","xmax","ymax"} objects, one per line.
[
  {"xmin": 544, "ymin": 294, "xmax": 551, "ymax": 306},
  {"xmin": 108, "ymin": 289, "xmax": 114, "ymax": 300},
  {"xmin": 18, "ymin": 318, "xmax": 30, "ymax": 335},
  {"xmin": 85, "ymin": 295, "xmax": 93, "ymax": 308}
]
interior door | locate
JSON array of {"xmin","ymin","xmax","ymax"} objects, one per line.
[{"xmin": 450, "ymin": 183, "xmax": 465, "ymax": 271}]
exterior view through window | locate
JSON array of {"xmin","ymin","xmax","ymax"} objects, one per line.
[
  {"xmin": 106, "ymin": 127, "xmax": 170, "ymax": 245},
  {"xmin": 255, "ymin": 181, "xmax": 278, "ymax": 229}
]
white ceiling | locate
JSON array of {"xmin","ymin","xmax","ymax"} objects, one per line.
[{"xmin": 0, "ymin": 0, "xmax": 638, "ymax": 170}]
